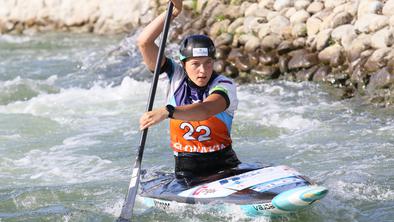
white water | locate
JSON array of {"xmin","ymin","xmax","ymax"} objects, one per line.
[{"xmin": 0, "ymin": 32, "xmax": 393, "ymax": 222}]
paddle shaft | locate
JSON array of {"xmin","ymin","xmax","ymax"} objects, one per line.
[{"xmin": 117, "ymin": 2, "xmax": 174, "ymax": 221}]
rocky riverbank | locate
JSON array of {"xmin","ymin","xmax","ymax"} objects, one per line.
[
  {"xmin": 1, "ymin": 0, "xmax": 394, "ymax": 107},
  {"xmin": 173, "ymin": 0, "xmax": 394, "ymax": 107},
  {"xmin": 0, "ymin": 0, "xmax": 154, "ymax": 34}
]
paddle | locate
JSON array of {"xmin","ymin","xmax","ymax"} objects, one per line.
[{"xmin": 117, "ymin": 2, "xmax": 174, "ymax": 221}]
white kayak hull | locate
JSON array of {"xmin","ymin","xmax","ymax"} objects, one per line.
[{"xmin": 139, "ymin": 165, "xmax": 328, "ymax": 217}]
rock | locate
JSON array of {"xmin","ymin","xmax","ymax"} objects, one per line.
[
  {"xmin": 318, "ymin": 44, "xmax": 344, "ymax": 67},
  {"xmin": 295, "ymin": 65, "xmax": 318, "ymax": 81},
  {"xmin": 388, "ymin": 59, "xmax": 394, "ymax": 75},
  {"xmin": 293, "ymin": 37, "xmax": 306, "ymax": 48},
  {"xmin": 228, "ymin": 17, "xmax": 244, "ymax": 34},
  {"xmin": 358, "ymin": 1, "xmax": 384, "ymax": 18},
  {"xmin": 215, "ymin": 45, "xmax": 231, "ymax": 59},
  {"xmin": 383, "ymin": 0, "xmax": 394, "ymax": 16},
  {"xmin": 288, "ymin": 51, "xmax": 318, "ymax": 70},
  {"xmin": 294, "ymin": 0, "xmax": 311, "ymax": 10},
  {"xmin": 290, "ymin": 10, "xmax": 310, "ymax": 24},
  {"xmin": 390, "ymin": 16, "xmax": 394, "ymax": 28},
  {"xmin": 245, "ymin": 3, "xmax": 270, "ymax": 17},
  {"xmin": 269, "ymin": 15, "xmax": 290, "ymax": 35},
  {"xmin": 364, "ymin": 48, "xmax": 392, "ymax": 72},
  {"xmin": 273, "ymin": 0, "xmax": 293, "ymax": 11},
  {"xmin": 191, "ymin": 18, "xmax": 206, "ymax": 30},
  {"xmin": 306, "ymin": 17, "xmax": 322, "ymax": 36},
  {"xmin": 307, "ymin": 2, "xmax": 324, "ymax": 14},
  {"xmin": 370, "ymin": 27, "xmax": 394, "ymax": 49},
  {"xmin": 261, "ymin": 34, "xmax": 282, "ymax": 50},
  {"xmin": 367, "ymin": 68, "xmax": 394, "ymax": 92},
  {"xmin": 277, "ymin": 40, "xmax": 295, "ymax": 55},
  {"xmin": 331, "ymin": 11, "xmax": 353, "ymax": 28},
  {"xmin": 331, "ymin": 24, "xmax": 356, "ymax": 48},
  {"xmin": 285, "ymin": 7, "xmax": 297, "ymax": 18},
  {"xmin": 196, "ymin": 0, "xmax": 209, "ymax": 14},
  {"xmin": 292, "ymin": 23, "xmax": 307, "ymax": 37},
  {"xmin": 316, "ymin": 28, "xmax": 332, "ymax": 51},
  {"xmin": 244, "ymin": 16, "xmax": 265, "ymax": 33},
  {"xmin": 251, "ymin": 65, "xmax": 280, "ymax": 80},
  {"xmin": 348, "ymin": 34, "xmax": 372, "ymax": 60},
  {"xmin": 223, "ymin": 5, "xmax": 243, "ymax": 19},
  {"xmin": 238, "ymin": 33, "xmax": 254, "ymax": 45},
  {"xmin": 214, "ymin": 60, "xmax": 226, "ymax": 73},
  {"xmin": 227, "ymin": 48, "xmax": 243, "ymax": 63},
  {"xmin": 313, "ymin": 65, "xmax": 332, "ymax": 82},
  {"xmin": 235, "ymin": 56, "xmax": 252, "ymax": 72},
  {"xmin": 249, "ymin": 53, "xmax": 260, "ymax": 66},
  {"xmin": 258, "ymin": 23, "xmax": 271, "ymax": 39},
  {"xmin": 214, "ymin": 33, "xmax": 233, "ymax": 47},
  {"xmin": 209, "ymin": 19, "xmax": 231, "ymax": 37},
  {"xmin": 350, "ymin": 59, "xmax": 368, "ymax": 92},
  {"xmin": 325, "ymin": 0, "xmax": 346, "ymax": 9},
  {"xmin": 259, "ymin": 51, "xmax": 279, "ymax": 65},
  {"xmin": 279, "ymin": 55, "xmax": 290, "ymax": 73},
  {"xmin": 224, "ymin": 63, "xmax": 239, "ymax": 78},
  {"xmin": 355, "ymin": 14, "xmax": 389, "ymax": 33}
]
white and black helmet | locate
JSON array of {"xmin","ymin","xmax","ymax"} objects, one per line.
[{"xmin": 179, "ymin": 35, "xmax": 216, "ymax": 61}]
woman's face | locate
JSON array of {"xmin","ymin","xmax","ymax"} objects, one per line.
[{"xmin": 184, "ymin": 57, "xmax": 214, "ymax": 87}]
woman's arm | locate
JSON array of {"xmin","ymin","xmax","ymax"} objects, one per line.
[
  {"xmin": 139, "ymin": 94, "xmax": 228, "ymax": 130},
  {"xmin": 137, "ymin": 0, "xmax": 183, "ymax": 71}
]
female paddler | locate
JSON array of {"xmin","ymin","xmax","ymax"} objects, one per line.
[{"xmin": 138, "ymin": 0, "xmax": 241, "ymax": 186}]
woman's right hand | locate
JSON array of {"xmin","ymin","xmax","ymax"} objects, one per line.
[{"xmin": 171, "ymin": 0, "xmax": 183, "ymax": 17}]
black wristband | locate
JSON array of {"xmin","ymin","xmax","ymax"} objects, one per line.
[{"xmin": 165, "ymin": 104, "xmax": 175, "ymax": 119}]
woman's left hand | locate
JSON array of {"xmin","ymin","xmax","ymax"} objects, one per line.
[{"xmin": 139, "ymin": 107, "xmax": 168, "ymax": 130}]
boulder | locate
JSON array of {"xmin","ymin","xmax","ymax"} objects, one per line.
[
  {"xmin": 295, "ymin": 65, "xmax": 318, "ymax": 81},
  {"xmin": 313, "ymin": 65, "xmax": 332, "ymax": 82},
  {"xmin": 367, "ymin": 68, "xmax": 394, "ymax": 92},
  {"xmin": 306, "ymin": 16, "xmax": 322, "ymax": 36},
  {"xmin": 383, "ymin": 0, "xmax": 394, "ymax": 16},
  {"xmin": 261, "ymin": 34, "xmax": 282, "ymax": 50},
  {"xmin": 316, "ymin": 28, "xmax": 332, "ymax": 51},
  {"xmin": 370, "ymin": 27, "xmax": 394, "ymax": 49},
  {"xmin": 273, "ymin": 0, "xmax": 293, "ymax": 11},
  {"xmin": 259, "ymin": 51, "xmax": 279, "ymax": 65},
  {"xmin": 355, "ymin": 14, "xmax": 389, "ymax": 33},
  {"xmin": 318, "ymin": 44, "xmax": 345, "ymax": 67},
  {"xmin": 364, "ymin": 48, "xmax": 392, "ymax": 72},
  {"xmin": 269, "ymin": 15, "xmax": 290, "ymax": 35},
  {"xmin": 290, "ymin": 9, "xmax": 310, "ymax": 24},
  {"xmin": 358, "ymin": 1, "xmax": 384, "ymax": 18},
  {"xmin": 288, "ymin": 51, "xmax": 318, "ymax": 70},
  {"xmin": 244, "ymin": 35, "xmax": 261, "ymax": 52},
  {"xmin": 331, "ymin": 24, "xmax": 356, "ymax": 49},
  {"xmin": 307, "ymin": 2, "xmax": 324, "ymax": 14}
]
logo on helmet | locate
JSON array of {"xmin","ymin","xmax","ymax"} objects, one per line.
[
  {"xmin": 192, "ymin": 48, "xmax": 209, "ymax": 57},
  {"xmin": 179, "ymin": 35, "xmax": 216, "ymax": 61}
]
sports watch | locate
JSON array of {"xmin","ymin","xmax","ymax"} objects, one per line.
[{"xmin": 165, "ymin": 104, "xmax": 175, "ymax": 119}]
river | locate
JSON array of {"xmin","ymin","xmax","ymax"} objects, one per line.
[{"xmin": 0, "ymin": 32, "xmax": 393, "ymax": 222}]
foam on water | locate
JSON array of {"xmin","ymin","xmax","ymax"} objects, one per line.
[
  {"xmin": 2, "ymin": 134, "xmax": 116, "ymax": 185},
  {"xmin": 0, "ymin": 75, "xmax": 59, "ymax": 105},
  {"xmin": 0, "ymin": 34, "xmax": 32, "ymax": 44},
  {"xmin": 237, "ymin": 82, "xmax": 322, "ymax": 133},
  {"xmin": 0, "ymin": 76, "xmax": 166, "ymax": 124}
]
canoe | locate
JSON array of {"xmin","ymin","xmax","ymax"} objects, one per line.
[{"xmin": 140, "ymin": 164, "xmax": 328, "ymax": 217}]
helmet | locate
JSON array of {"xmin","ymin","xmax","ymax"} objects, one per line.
[{"xmin": 179, "ymin": 35, "xmax": 216, "ymax": 61}]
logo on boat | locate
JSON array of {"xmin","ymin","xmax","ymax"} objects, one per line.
[
  {"xmin": 253, "ymin": 203, "xmax": 275, "ymax": 211},
  {"xmin": 193, "ymin": 185, "xmax": 216, "ymax": 196},
  {"xmin": 153, "ymin": 200, "xmax": 171, "ymax": 210}
]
